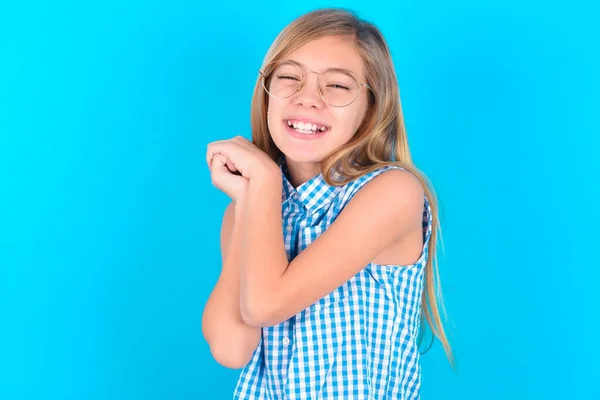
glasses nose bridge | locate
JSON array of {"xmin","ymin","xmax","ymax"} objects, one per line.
[{"xmin": 298, "ymin": 69, "xmax": 324, "ymax": 95}]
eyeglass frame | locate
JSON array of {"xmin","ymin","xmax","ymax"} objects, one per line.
[{"xmin": 258, "ymin": 59, "xmax": 372, "ymax": 107}]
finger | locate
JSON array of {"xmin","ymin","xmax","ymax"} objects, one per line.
[
  {"xmin": 207, "ymin": 150, "xmax": 220, "ymax": 171},
  {"xmin": 207, "ymin": 151, "xmax": 213, "ymax": 170},
  {"xmin": 206, "ymin": 146, "xmax": 216, "ymax": 169},
  {"xmin": 206, "ymin": 140, "xmax": 230, "ymax": 170},
  {"xmin": 207, "ymin": 141, "xmax": 238, "ymax": 166},
  {"xmin": 211, "ymin": 154, "xmax": 229, "ymax": 175},
  {"xmin": 226, "ymin": 158, "xmax": 238, "ymax": 173}
]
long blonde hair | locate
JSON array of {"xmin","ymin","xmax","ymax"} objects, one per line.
[{"xmin": 250, "ymin": 7, "xmax": 454, "ymax": 366}]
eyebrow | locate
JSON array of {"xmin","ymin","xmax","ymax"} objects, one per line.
[{"xmin": 286, "ymin": 59, "xmax": 359, "ymax": 77}]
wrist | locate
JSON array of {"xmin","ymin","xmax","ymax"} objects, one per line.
[
  {"xmin": 234, "ymin": 197, "xmax": 246, "ymax": 216},
  {"xmin": 251, "ymin": 163, "xmax": 281, "ymax": 188},
  {"xmin": 249, "ymin": 170, "xmax": 282, "ymax": 200}
]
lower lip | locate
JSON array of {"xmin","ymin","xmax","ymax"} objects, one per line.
[{"xmin": 284, "ymin": 121, "xmax": 328, "ymax": 141}]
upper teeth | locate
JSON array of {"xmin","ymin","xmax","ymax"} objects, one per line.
[{"xmin": 286, "ymin": 120, "xmax": 328, "ymax": 132}]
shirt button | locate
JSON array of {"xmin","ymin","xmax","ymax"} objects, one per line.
[
  {"xmin": 292, "ymin": 193, "xmax": 299, "ymax": 199},
  {"xmin": 286, "ymin": 225, "xmax": 293, "ymax": 232},
  {"xmin": 282, "ymin": 337, "xmax": 290, "ymax": 346}
]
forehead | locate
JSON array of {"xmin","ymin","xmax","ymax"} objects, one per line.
[{"xmin": 283, "ymin": 36, "xmax": 365, "ymax": 78}]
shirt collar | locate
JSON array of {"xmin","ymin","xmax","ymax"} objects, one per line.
[{"xmin": 279, "ymin": 157, "xmax": 343, "ymax": 212}]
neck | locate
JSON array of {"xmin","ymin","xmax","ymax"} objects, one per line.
[{"xmin": 285, "ymin": 157, "xmax": 322, "ymax": 188}]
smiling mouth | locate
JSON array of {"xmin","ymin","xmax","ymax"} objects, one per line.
[{"xmin": 284, "ymin": 119, "xmax": 330, "ymax": 134}]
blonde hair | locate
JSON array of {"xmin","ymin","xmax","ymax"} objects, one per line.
[{"xmin": 250, "ymin": 7, "xmax": 454, "ymax": 366}]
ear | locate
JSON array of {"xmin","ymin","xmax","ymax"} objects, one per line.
[{"xmin": 368, "ymin": 89, "xmax": 376, "ymax": 105}]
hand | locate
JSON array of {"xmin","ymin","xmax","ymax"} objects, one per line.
[
  {"xmin": 208, "ymin": 152, "xmax": 249, "ymax": 202},
  {"xmin": 206, "ymin": 136, "xmax": 280, "ymax": 202}
]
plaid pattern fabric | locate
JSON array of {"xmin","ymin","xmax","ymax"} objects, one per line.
[{"xmin": 234, "ymin": 160, "xmax": 432, "ymax": 400}]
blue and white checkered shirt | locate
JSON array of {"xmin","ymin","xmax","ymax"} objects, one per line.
[{"xmin": 234, "ymin": 159, "xmax": 432, "ymax": 399}]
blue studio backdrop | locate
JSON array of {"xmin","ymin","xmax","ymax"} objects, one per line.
[{"xmin": 1, "ymin": 0, "xmax": 598, "ymax": 399}]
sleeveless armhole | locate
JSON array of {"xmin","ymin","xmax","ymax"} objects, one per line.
[{"xmin": 340, "ymin": 165, "xmax": 432, "ymax": 269}]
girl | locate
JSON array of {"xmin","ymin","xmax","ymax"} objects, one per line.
[{"xmin": 202, "ymin": 7, "xmax": 453, "ymax": 399}]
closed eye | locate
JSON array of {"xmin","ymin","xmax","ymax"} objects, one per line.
[
  {"xmin": 278, "ymin": 75, "xmax": 301, "ymax": 81},
  {"xmin": 327, "ymin": 83, "xmax": 350, "ymax": 90}
]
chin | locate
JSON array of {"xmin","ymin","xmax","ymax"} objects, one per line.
[
  {"xmin": 270, "ymin": 134, "xmax": 323, "ymax": 163},
  {"xmin": 285, "ymin": 152, "xmax": 325, "ymax": 165}
]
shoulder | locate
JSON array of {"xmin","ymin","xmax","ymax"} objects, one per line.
[
  {"xmin": 220, "ymin": 202, "xmax": 236, "ymax": 256},
  {"xmin": 341, "ymin": 167, "xmax": 425, "ymax": 236},
  {"xmin": 368, "ymin": 166, "xmax": 423, "ymax": 196},
  {"xmin": 221, "ymin": 201, "xmax": 235, "ymax": 230},
  {"xmin": 347, "ymin": 166, "xmax": 424, "ymax": 207}
]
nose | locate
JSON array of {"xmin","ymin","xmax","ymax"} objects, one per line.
[{"xmin": 294, "ymin": 72, "xmax": 324, "ymax": 109}]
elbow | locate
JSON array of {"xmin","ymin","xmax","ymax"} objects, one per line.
[
  {"xmin": 208, "ymin": 340, "xmax": 253, "ymax": 370},
  {"xmin": 240, "ymin": 296, "xmax": 271, "ymax": 328},
  {"xmin": 202, "ymin": 322, "xmax": 254, "ymax": 369}
]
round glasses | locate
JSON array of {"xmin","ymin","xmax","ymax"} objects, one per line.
[{"xmin": 259, "ymin": 60, "xmax": 371, "ymax": 107}]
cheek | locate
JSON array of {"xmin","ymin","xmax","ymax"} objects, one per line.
[
  {"xmin": 267, "ymin": 101, "xmax": 285, "ymax": 130},
  {"xmin": 350, "ymin": 101, "xmax": 370, "ymax": 133},
  {"xmin": 333, "ymin": 107, "xmax": 366, "ymax": 140},
  {"xmin": 266, "ymin": 112, "xmax": 278, "ymax": 135}
]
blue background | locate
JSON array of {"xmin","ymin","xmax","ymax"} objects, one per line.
[{"xmin": 1, "ymin": 0, "xmax": 598, "ymax": 399}]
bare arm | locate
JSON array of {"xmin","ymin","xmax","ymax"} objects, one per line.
[
  {"xmin": 202, "ymin": 201, "xmax": 261, "ymax": 369},
  {"xmin": 240, "ymin": 168, "xmax": 425, "ymax": 327}
]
